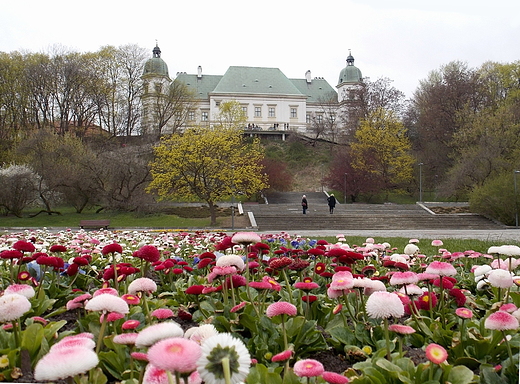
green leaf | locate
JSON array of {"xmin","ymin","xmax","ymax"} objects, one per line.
[
  {"xmin": 447, "ymin": 365, "xmax": 476, "ymax": 384},
  {"xmin": 375, "ymin": 358, "xmax": 403, "ymax": 376},
  {"xmin": 21, "ymin": 323, "xmax": 44, "ymax": 356}
]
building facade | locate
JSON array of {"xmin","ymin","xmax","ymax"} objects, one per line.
[{"xmin": 140, "ymin": 45, "xmax": 363, "ymax": 137}]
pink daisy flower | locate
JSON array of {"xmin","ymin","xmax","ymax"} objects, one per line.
[
  {"xmin": 425, "ymin": 343, "xmax": 448, "ymax": 365},
  {"xmin": 293, "ymin": 359, "xmax": 325, "ymax": 377},
  {"xmin": 322, "ymin": 371, "xmax": 350, "ymax": 384},
  {"xmin": 499, "ymin": 303, "xmax": 518, "ymax": 313},
  {"xmin": 455, "ymin": 307, "xmax": 473, "ymax": 319},
  {"xmin": 93, "ymin": 287, "xmax": 119, "ymax": 297},
  {"xmin": 230, "ymin": 301, "xmax": 247, "ymax": 313},
  {"xmin": 425, "ymin": 261, "xmax": 457, "ymax": 276},
  {"xmin": 135, "ymin": 322, "xmax": 184, "ymax": 348},
  {"xmin": 388, "ymin": 324, "xmax": 416, "ymax": 335},
  {"xmin": 148, "ymin": 337, "xmax": 202, "ymax": 374},
  {"xmin": 122, "ymin": 319, "xmax": 141, "ymax": 330},
  {"xmin": 113, "ymin": 333, "xmax": 139, "ymax": 345},
  {"xmin": 121, "ymin": 294, "xmax": 140, "ymax": 305},
  {"xmin": 4, "ymin": 284, "xmax": 35, "ymax": 299},
  {"xmin": 34, "ymin": 347, "xmax": 99, "ymax": 381},
  {"xmin": 365, "ymin": 291, "xmax": 404, "ymax": 319},
  {"xmin": 431, "ymin": 239, "xmax": 444, "ymax": 247},
  {"xmin": 484, "ymin": 311, "xmax": 519, "ymax": 331},
  {"xmin": 231, "ymin": 232, "xmax": 261, "ymax": 245},
  {"xmin": 0, "ymin": 293, "xmax": 32, "ymax": 322},
  {"xmin": 84, "ymin": 293, "xmax": 129, "ymax": 315},
  {"xmin": 50, "ymin": 337, "xmax": 96, "ymax": 352},
  {"xmin": 142, "ymin": 363, "xmax": 168, "ymax": 384},
  {"xmin": 389, "ymin": 271, "xmax": 418, "ymax": 286},
  {"xmin": 128, "ymin": 277, "xmax": 158, "ymax": 295},
  {"xmin": 487, "ymin": 269, "xmax": 514, "ymax": 289},
  {"xmin": 265, "ymin": 301, "xmax": 297, "ymax": 318},
  {"xmin": 152, "ymin": 308, "xmax": 174, "ymax": 320},
  {"xmin": 294, "ymin": 281, "xmax": 320, "ymax": 290},
  {"xmin": 271, "ymin": 349, "xmax": 293, "ymax": 362}
]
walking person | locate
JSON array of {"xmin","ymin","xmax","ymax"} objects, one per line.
[
  {"xmin": 327, "ymin": 193, "xmax": 336, "ymax": 214},
  {"xmin": 301, "ymin": 195, "xmax": 308, "ymax": 214}
]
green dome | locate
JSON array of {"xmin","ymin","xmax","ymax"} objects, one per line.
[
  {"xmin": 143, "ymin": 45, "xmax": 169, "ymax": 77},
  {"xmin": 338, "ymin": 53, "xmax": 362, "ymax": 84}
]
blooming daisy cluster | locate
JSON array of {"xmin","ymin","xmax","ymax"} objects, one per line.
[{"xmin": 0, "ymin": 229, "xmax": 519, "ymax": 383}]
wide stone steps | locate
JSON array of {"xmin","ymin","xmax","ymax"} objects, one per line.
[{"xmin": 244, "ymin": 192, "xmax": 504, "ymax": 231}]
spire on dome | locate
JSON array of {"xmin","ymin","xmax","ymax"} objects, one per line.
[
  {"xmin": 346, "ymin": 49, "xmax": 355, "ymax": 66},
  {"xmin": 153, "ymin": 42, "xmax": 161, "ymax": 58}
]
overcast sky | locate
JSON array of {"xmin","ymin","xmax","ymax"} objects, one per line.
[{"xmin": 2, "ymin": 0, "xmax": 519, "ymax": 99}]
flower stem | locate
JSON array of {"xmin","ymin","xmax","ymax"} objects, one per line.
[
  {"xmin": 222, "ymin": 357, "xmax": 232, "ymax": 384},
  {"xmin": 383, "ymin": 318, "xmax": 391, "ymax": 361},
  {"xmin": 95, "ymin": 314, "xmax": 108, "ymax": 355}
]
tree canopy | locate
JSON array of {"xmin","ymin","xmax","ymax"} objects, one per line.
[
  {"xmin": 350, "ymin": 109, "xmax": 415, "ymax": 195},
  {"xmin": 148, "ymin": 112, "xmax": 268, "ymax": 225}
]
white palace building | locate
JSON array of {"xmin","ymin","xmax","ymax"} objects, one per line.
[{"xmin": 140, "ymin": 44, "xmax": 363, "ymax": 137}]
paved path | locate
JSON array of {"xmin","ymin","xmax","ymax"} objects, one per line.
[{"xmin": 252, "ymin": 229, "xmax": 520, "ymax": 242}]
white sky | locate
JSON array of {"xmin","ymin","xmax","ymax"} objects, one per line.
[{"xmin": 1, "ymin": 0, "xmax": 519, "ymax": 99}]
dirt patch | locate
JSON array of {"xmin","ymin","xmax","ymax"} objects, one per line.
[{"xmin": 429, "ymin": 206, "xmax": 471, "ymax": 214}]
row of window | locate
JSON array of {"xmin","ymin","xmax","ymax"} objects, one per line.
[{"xmin": 189, "ymin": 110, "xmax": 335, "ymax": 123}]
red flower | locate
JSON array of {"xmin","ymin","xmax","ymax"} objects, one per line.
[
  {"xmin": 185, "ymin": 285, "xmax": 205, "ymax": 295},
  {"xmin": 102, "ymin": 243, "xmax": 123, "ymax": 255},
  {"xmin": 13, "ymin": 240, "xmax": 36, "ymax": 253},
  {"xmin": 449, "ymin": 288, "xmax": 466, "ymax": 306},
  {"xmin": 415, "ymin": 292, "xmax": 438, "ymax": 310},
  {"xmin": 0, "ymin": 250, "xmax": 24, "ymax": 259},
  {"xmin": 269, "ymin": 257, "xmax": 293, "ymax": 270},
  {"xmin": 314, "ymin": 262, "xmax": 326, "ymax": 274},
  {"xmin": 49, "ymin": 245, "xmax": 67, "ymax": 253},
  {"xmin": 135, "ymin": 245, "xmax": 161, "ymax": 263}
]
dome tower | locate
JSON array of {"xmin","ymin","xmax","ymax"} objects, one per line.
[
  {"xmin": 141, "ymin": 43, "xmax": 172, "ymax": 135},
  {"xmin": 337, "ymin": 50, "xmax": 363, "ymax": 103}
]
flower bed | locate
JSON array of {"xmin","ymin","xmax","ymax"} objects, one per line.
[{"xmin": 0, "ymin": 229, "xmax": 519, "ymax": 383}]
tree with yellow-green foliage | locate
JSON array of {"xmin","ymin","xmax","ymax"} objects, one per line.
[
  {"xmin": 148, "ymin": 103, "xmax": 268, "ymax": 225},
  {"xmin": 350, "ymin": 109, "xmax": 414, "ymax": 197}
]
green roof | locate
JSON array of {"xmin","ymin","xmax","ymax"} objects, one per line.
[
  {"xmin": 212, "ymin": 66, "xmax": 304, "ymax": 96},
  {"xmin": 175, "ymin": 66, "xmax": 337, "ymax": 101},
  {"xmin": 175, "ymin": 73, "xmax": 223, "ymax": 100},
  {"xmin": 290, "ymin": 78, "xmax": 337, "ymax": 103}
]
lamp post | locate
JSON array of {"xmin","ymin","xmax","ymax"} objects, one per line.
[
  {"xmin": 418, "ymin": 163, "xmax": 424, "ymax": 203},
  {"xmin": 515, "ymin": 170, "xmax": 520, "ymax": 227},
  {"xmin": 344, "ymin": 173, "xmax": 347, "ymax": 204}
]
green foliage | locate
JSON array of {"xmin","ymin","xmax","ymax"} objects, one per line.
[
  {"xmin": 351, "ymin": 109, "xmax": 415, "ymax": 193},
  {"xmin": 148, "ymin": 125, "xmax": 268, "ymax": 224},
  {"xmin": 469, "ymin": 172, "xmax": 517, "ymax": 226}
]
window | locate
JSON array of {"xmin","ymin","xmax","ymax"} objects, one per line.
[
  {"xmin": 201, "ymin": 111, "xmax": 209, "ymax": 121},
  {"xmin": 188, "ymin": 111, "xmax": 195, "ymax": 121},
  {"xmin": 254, "ymin": 106, "xmax": 262, "ymax": 117},
  {"xmin": 330, "ymin": 114, "xmax": 336, "ymax": 122},
  {"xmin": 268, "ymin": 107, "xmax": 276, "ymax": 117},
  {"xmin": 290, "ymin": 108, "xmax": 297, "ymax": 118},
  {"xmin": 306, "ymin": 114, "xmax": 311, "ymax": 124},
  {"xmin": 242, "ymin": 106, "xmax": 248, "ymax": 114},
  {"xmin": 316, "ymin": 114, "xmax": 323, "ymax": 123}
]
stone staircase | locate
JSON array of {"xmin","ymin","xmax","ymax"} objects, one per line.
[{"xmin": 243, "ymin": 192, "xmax": 504, "ymax": 231}]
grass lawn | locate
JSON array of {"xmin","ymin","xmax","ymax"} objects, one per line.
[{"xmin": 0, "ymin": 206, "xmax": 228, "ymax": 229}]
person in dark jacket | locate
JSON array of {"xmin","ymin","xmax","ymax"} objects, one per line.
[
  {"xmin": 301, "ymin": 195, "xmax": 308, "ymax": 214},
  {"xmin": 327, "ymin": 193, "xmax": 336, "ymax": 214}
]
